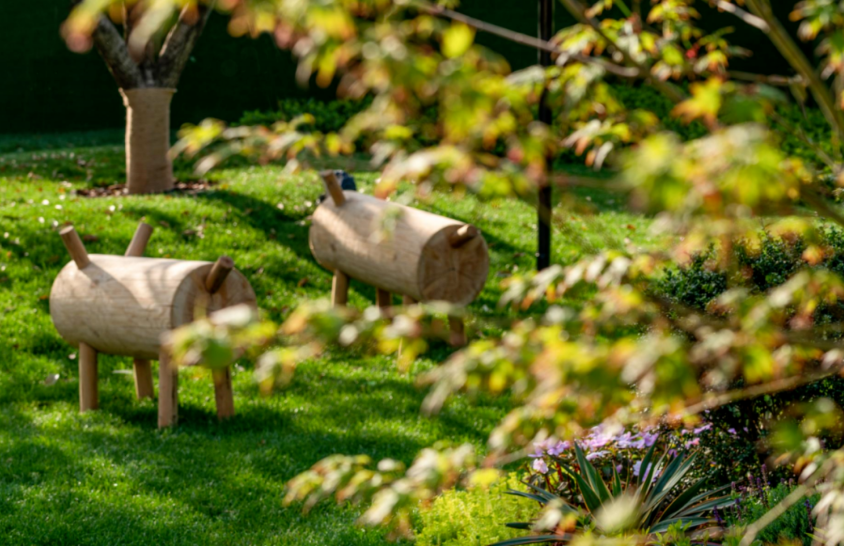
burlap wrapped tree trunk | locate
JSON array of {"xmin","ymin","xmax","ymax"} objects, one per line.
[
  {"xmin": 121, "ymin": 88, "xmax": 176, "ymax": 194},
  {"xmin": 73, "ymin": 2, "xmax": 211, "ymax": 194}
]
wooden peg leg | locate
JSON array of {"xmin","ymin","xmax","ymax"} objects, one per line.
[
  {"xmin": 206, "ymin": 256, "xmax": 234, "ymax": 295},
  {"xmin": 78, "ymin": 342, "xmax": 98, "ymax": 412},
  {"xmin": 376, "ymin": 288, "xmax": 392, "ymax": 309},
  {"xmin": 332, "ymin": 270, "xmax": 349, "ymax": 307},
  {"xmin": 132, "ymin": 358, "xmax": 154, "ymax": 400},
  {"xmin": 59, "ymin": 226, "xmax": 90, "ymax": 269},
  {"xmin": 158, "ymin": 349, "xmax": 178, "ymax": 428},
  {"xmin": 212, "ymin": 368, "xmax": 235, "ymax": 420},
  {"xmin": 125, "ymin": 221, "xmax": 153, "ymax": 257},
  {"xmin": 449, "ymin": 317, "xmax": 466, "ymax": 347}
]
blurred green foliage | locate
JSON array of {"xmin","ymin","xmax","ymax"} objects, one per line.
[{"xmin": 413, "ymin": 475, "xmax": 535, "ymax": 546}]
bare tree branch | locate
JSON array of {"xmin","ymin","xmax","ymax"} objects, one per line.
[
  {"xmin": 729, "ymin": 70, "xmax": 802, "ymax": 87},
  {"xmin": 155, "ymin": 3, "xmax": 212, "ymax": 87},
  {"xmin": 418, "ymin": 3, "xmax": 641, "ymax": 78},
  {"xmin": 684, "ymin": 361, "xmax": 844, "ymax": 415},
  {"xmin": 745, "ymin": 0, "xmax": 844, "ymax": 155},
  {"xmin": 714, "ymin": 0, "xmax": 769, "ymax": 32},
  {"xmin": 91, "ymin": 15, "xmax": 144, "ymax": 89}
]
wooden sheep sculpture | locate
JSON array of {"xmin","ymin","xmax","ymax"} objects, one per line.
[
  {"xmin": 309, "ymin": 171, "xmax": 489, "ymax": 344},
  {"xmin": 50, "ymin": 221, "xmax": 257, "ymax": 427}
]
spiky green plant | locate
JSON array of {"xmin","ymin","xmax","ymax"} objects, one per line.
[{"xmin": 492, "ymin": 444, "xmax": 733, "ymax": 545}]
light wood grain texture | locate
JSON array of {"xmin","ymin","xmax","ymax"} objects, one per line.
[
  {"xmin": 376, "ymin": 288, "xmax": 392, "ymax": 309},
  {"xmin": 59, "ymin": 226, "xmax": 91, "ymax": 269},
  {"xmin": 125, "ymin": 222, "xmax": 153, "ymax": 257},
  {"xmin": 205, "ymin": 255, "xmax": 234, "ymax": 294},
  {"xmin": 133, "ymin": 358, "xmax": 154, "ymax": 399},
  {"xmin": 331, "ymin": 270, "xmax": 349, "ymax": 307},
  {"xmin": 212, "ymin": 368, "xmax": 235, "ymax": 420},
  {"xmin": 78, "ymin": 342, "xmax": 98, "ymax": 412},
  {"xmin": 310, "ymin": 192, "xmax": 489, "ymax": 305},
  {"xmin": 321, "ymin": 170, "xmax": 346, "ymax": 206},
  {"xmin": 448, "ymin": 224, "xmax": 478, "ymax": 248},
  {"xmin": 158, "ymin": 348, "xmax": 178, "ymax": 428},
  {"xmin": 50, "ymin": 255, "xmax": 257, "ymax": 359},
  {"xmin": 449, "ymin": 317, "xmax": 466, "ymax": 347}
]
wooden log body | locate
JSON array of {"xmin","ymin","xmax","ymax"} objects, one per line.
[
  {"xmin": 50, "ymin": 255, "xmax": 256, "ymax": 360},
  {"xmin": 309, "ymin": 191, "xmax": 489, "ymax": 305}
]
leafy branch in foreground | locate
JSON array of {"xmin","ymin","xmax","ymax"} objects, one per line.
[{"xmin": 67, "ymin": 0, "xmax": 844, "ymax": 543}]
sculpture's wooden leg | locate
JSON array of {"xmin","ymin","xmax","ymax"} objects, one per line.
[
  {"xmin": 158, "ymin": 348, "xmax": 178, "ymax": 428},
  {"xmin": 449, "ymin": 317, "xmax": 466, "ymax": 347},
  {"xmin": 332, "ymin": 270, "xmax": 349, "ymax": 307},
  {"xmin": 212, "ymin": 368, "xmax": 235, "ymax": 420},
  {"xmin": 132, "ymin": 358, "xmax": 154, "ymax": 400},
  {"xmin": 376, "ymin": 288, "xmax": 392, "ymax": 309},
  {"xmin": 78, "ymin": 342, "xmax": 98, "ymax": 412}
]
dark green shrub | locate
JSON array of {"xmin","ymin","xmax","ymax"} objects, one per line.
[
  {"xmin": 656, "ymin": 253, "xmax": 727, "ymax": 311},
  {"xmin": 725, "ymin": 481, "xmax": 818, "ymax": 546},
  {"xmin": 658, "ymin": 230, "xmax": 844, "ymax": 486},
  {"xmin": 238, "ymin": 97, "xmax": 373, "ymax": 133}
]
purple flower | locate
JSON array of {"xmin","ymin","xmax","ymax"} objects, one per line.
[
  {"xmin": 693, "ymin": 424, "xmax": 712, "ymax": 434},
  {"xmin": 684, "ymin": 438, "xmax": 700, "ymax": 448},
  {"xmin": 532, "ymin": 458, "xmax": 549, "ymax": 473},
  {"xmin": 615, "ymin": 432, "xmax": 635, "ymax": 448},
  {"xmin": 641, "ymin": 432, "xmax": 659, "ymax": 447},
  {"xmin": 585, "ymin": 450, "xmax": 610, "ymax": 461},
  {"xmin": 727, "ymin": 428, "xmax": 737, "ymax": 435},
  {"xmin": 547, "ymin": 441, "xmax": 570, "ymax": 456},
  {"xmin": 529, "ymin": 439, "xmax": 554, "ymax": 458},
  {"xmin": 633, "ymin": 461, "xmax": 660, "ymax": 481}
]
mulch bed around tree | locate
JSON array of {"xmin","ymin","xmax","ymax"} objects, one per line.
[{"xmin": 73, "ymin": 180, "xmax": 216, "ymax": 197}]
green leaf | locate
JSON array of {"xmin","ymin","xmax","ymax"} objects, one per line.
[
  {"xmin": 442, "ymin": 23, "xmax": 475, "ymax": 58},
  {"xmin": 489, "ymin": 534, "xmax": 572, "ymax": 546},
  {"xmin": 573, "ymin": 443, "xmax": 612, "ymax": 504},
  {"xmin": 649, "ymin": 517, "xmax": 712, "ymax": 534},
  {"xmin": 570, "ymin": 469, "xmax": 603, "ymax": 514}
]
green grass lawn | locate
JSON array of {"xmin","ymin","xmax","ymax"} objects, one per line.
[{"xmin": 0, "ymin": 133, "xmax": 653, "ymax": 545}]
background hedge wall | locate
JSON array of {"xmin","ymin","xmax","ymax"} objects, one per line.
[{"xmin": 1, "ymin": 1, "xmax": 803, "ymax": 135}]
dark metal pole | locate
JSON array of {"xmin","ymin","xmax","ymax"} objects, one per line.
[{"xmin": 537, "ymin": 0, "xmax": 553, "ymax": 271}]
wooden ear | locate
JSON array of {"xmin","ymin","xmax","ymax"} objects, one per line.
[
  {"xmin": 448, "ymin": 225, "xmax": 478, "ymax": 248},
  {"xmin": 206, "ymin": 255, "xmax": 234, "ymax": 294},
  {"xmin": 320, "ymin": 170, "xmax": 346, "ymax": 206},
  {"xmin": 125, "ymin": 221, "xmax": 153, "ymax": 257},
  {"xmin": 59, "ymin": 226, "xmax": 90, "ymax": 269}
]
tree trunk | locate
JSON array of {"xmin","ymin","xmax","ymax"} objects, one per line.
[
  {"xmin": 121, "ymin": 88, "xmax": 176, "ymax": 194},
  {"xmin": 82, "ymin": 5, "xmax": 211, "ymax": 194}
]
